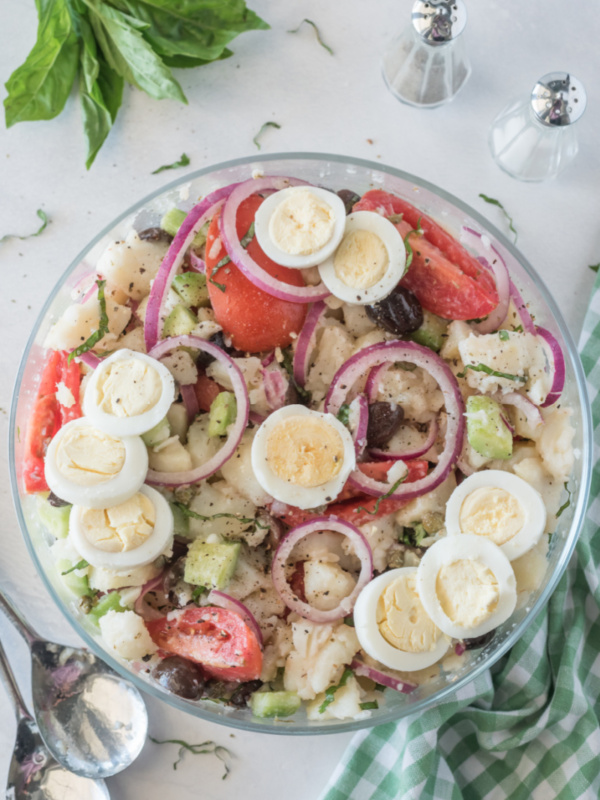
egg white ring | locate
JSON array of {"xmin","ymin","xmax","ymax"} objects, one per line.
[
  {"xmin": 353, "ymin": 568, "xmax": 450, "ymax": 672},
  {"xmin": 253, "ymin": 186, "xmax": 347, "ymax": 269},
  {"xmin": 250, "ymin": 404, "xmax": 356, "ymax": 510},
  {"xmin": 318, "ymin": 211, "xmax": 407, "ymax": 305},
  {"xmin": 45, "ymin": 417, "xmax": 148, "ymax": 509},
  {"xmin": 416, "ymin": 535, "xmax": 517, "ymax": 640},
  {"xmin": 82, "ymin": 349, "xmax": 175, "ymax": 437},
  {"xmin": 69, "ymin": 485, "xmax": 174, "ymax": 570},
  {"xmin": 445, "ymin": 469, "xmax": 547, "ymax": 561}
]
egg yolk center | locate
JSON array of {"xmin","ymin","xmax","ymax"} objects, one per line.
[
  {"xmin": 56, "ymin": 426, "xmax": 125, "ymax": 486},
  {"xmin": 80, "ymin": 492, "xmax": 155, "ymax": 552},
  {"xmin": 377, "ymin": 573, "xmax": 440, "ymax": 653},
  {"xmin": 96, "ymin": 358, "xmax": 162, "ymax": 418},
  {"xmin": 266, "ymin": 416, "xmax": 344, "ymax": 488},
  {"xmin": 268, "ymin": 189, "xmax": 335, "ymax": 256},
  {"xmin": 334, "ymin": 229, "xmax": 388, "ymax": 289},
  {"xmin": 436, "ymin": 559, "xmax": 499, "ymax": 628},
  {"xmin": 459, "ymin": 487, "xmax": 524, "ymax": 546}
]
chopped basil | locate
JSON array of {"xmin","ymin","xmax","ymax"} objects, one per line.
[
  {"xmin": 149, "ymin": 736, "xmax": 232, "ymax": 778},
  {"xmin": 498, "ymin": 330, "xmax": 510, "ymax": 341},
  {"xmin": 192, "ymin": 586, "xmax": 206, "ymax": 603},
  {"xmin": 152, "ymin": 153, "xmax": 190, "ymax": 174},
  {"xmin": 403, "ymin": 217, "xmax": 424, "ymax": 270},
  {"xmin": 280, "ymin": 347, "xmax": 312, "ymax": 402},
  {"xmin": 0, "ymin": 209, "xmax": 49, "ymax": 243},
  {"xmin": 252, "ymin": 121, "xmax": 281, "ymax": 150},
  {"xmin": 318, "ymin": 668, "xmax": 353, "ymax": 713},
  {"xmin": 513, "ymin": 324, "xmax": 524, "ymax": 333},
  {"xmin": 360, "ymin": 701, "xmax": 379, "ymax": 711},
  {"xmin": 68, "ymin": 279, "xmax": 109, "ymax": 364},
  {"xmin": 287, "ymin": 19, "xmax": 333, "ymax": 55},
  {"xmin": 209, "ymin": 220, "xmax": 255, "ymax": 292},
  {"xmin": 337, "ymin": 404, "xmax": 351, "ymax": 426},
  {"xmin": 355, "ymin": 472, "xmax": 409, "ymax": 516},
  {"xmin": 61, "ymin": 559, "xmax": 88, "ymax": 576},
  {"xmin": 589, "ymin": 263, "xmax": 600, "ymax": 273},
  {"xmin": 478, "ymin": 194, "xmax": 518, "ymax": 242},
  {"xmin": 386, "ymin": 213, "xmax": 404, "ymax": 225},
  {"xmin": 240, "ymin": 221, "xmax": 255, "ymax": 248},
  {"xmin": 174, "ymin": 502, "xmax": 267, "ymax": 528},
  {"xmin": 343, "ymin": 616, "xmax": 355, "ymax": 627},
  {"xmin": 374, "ymin": 683, "xmax": 386, "ymax": 693},
  {"xmin": 457, "ymin": 363, "xmax": 527, "ymax": 383},
  {"xmin": 556, "ymin": 482, "xmax": 572, "ymax": 519}
]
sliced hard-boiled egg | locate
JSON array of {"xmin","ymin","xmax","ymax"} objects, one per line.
[
  {"xmin": 44, "ymin": 418, "xmax": 148, "ymax": 509},
  {"xmin": 317, "ymin": 211, "xmax": 406, "ymax": 305},
  {"xmin": 254, "ymin": 186, "xmax": 347, "ymax": 269},
  {"xmin": 445, "ymin": 470, "xmax": 547, "ymax": 561},
  {"xmin": 416, "ymin": 535, "xmax": 517, "ymax": 640},
  {"xmin": 250, "ymin": 404, "xmax": 355, "ymax": 509},
  {"xmin": 353, "ymin": 568, "xmax": 450, "ymax": 672},
  {"xmin": 83, "ymin": 349, "xmax": 175, "ymax": 437},
  {"xmin": 69, "ymin": 485, "xmax": 173, "ymax": 570}
]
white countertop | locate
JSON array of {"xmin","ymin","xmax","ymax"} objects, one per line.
[{"xmin": 1, "ymin": 1, "xmax": 599, "ymax": 798}]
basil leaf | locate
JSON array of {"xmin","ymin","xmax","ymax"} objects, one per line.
[
  {"xmin": 556, "ymin": 482, "xmax": 572, "ymax": 519},
  {"xmin": 589, "ymin": 263, "xmax": 600, "ymax": 274},
  {"xmin": 288, "ymin": 19, "xmax": 333, "ymax": 55},
  {"xmin": 161, "ymin": 49, "xmax": 232, "ymax": 69},
  {"xmin": 404, "ymin": 216, "xmax": 424, "ymax": 270},
  {"xmin": 4, "ymin": 0, "xmax": 79, "ymax": 127},
  {"xmin": 68, "ymin": 279, "xmax": 110, "ymax": 363},
  {"xmin": 149, "ymin": 736, "xmax": 232, "ymax": 777},
  {"xmin": 152, "ymin": 153, "xmax": 190, "ymax": 174},
  {"xmin": 336, "ymin": 404, "xmax": 351, "ymax": 426},
  {"xmin": 253, "ymin": 121, "xmax": 281, "ymax": 150},
  {"xmin": 478, "ymin": 193, "xmax": 518, "ymax": 243},
  {"xmin": 355, "ymin": 472, "xmax": 409, "ymax": 516},
  {"xmin": 319, "ymin": 668, "xmax": 353, "ymax": 713},
  {"xmin": 457, "ymin": 363, "xmax": 527, "ymax": 383},
  {"xmin": 0, "ymin": 210, "xmax": 49, "ymax": 244}
]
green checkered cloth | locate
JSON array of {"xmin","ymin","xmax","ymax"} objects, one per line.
[{"xmin": 321, "ymin": 285, "xmax": 600, "ymax": 800}]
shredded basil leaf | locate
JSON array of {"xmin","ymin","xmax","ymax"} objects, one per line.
[
  {"xmin": 513, "ymin": 324, "xmax": 524, "ymax": 333},
  {"xmin": 61, "ymin": 559, "xmax": 88, "ymax": 575},
  {"xmin": 360, "ymin": 701, "xmax": 379, "ymax": 711},
  {"xmin": 240, "ymin": 220, "xmax": 255, "ymax": 248},
  {"xmin": 192, "ymin": 586, "xmax": 206, "ymax": 603},
  {"xmin": 374, "ymin": 683, "xmax": 386, "ymax": 693},
  {"xmin": 386, "ymin": 213, "xmax": 403, "ymax": 225},
  {"xmin": 287, "ymin": 19, "xmax": 333, "ymax": 55},
  {"xmin": 404, "ymin": 217, "xmax": 424, "ymax": 270},
  {"xmin": 209, "ymin": 220, "xmax": 255, "ymax": 292},
  {"xmin": 589, "ymin": 263, "xmax": 600, "ymax": 274},
  {"xmin": 68, "ymin": 279, "xmax": 109, "ymax": 363},
  {"xmin": 478, "ymin": 194, "xmax": 518, "ymax": 242},
  {"xmin": 152, "ymin": 153, "xmax": 190, "ymax": 174},
  {"xmin": 280, "ymin": 347, "xmax": 312, "ymax": 402},
  {"xmin": 149, "ymin": 736, "xmax": 232, "ymax": 778},
  {"xmin": 174, "ymin": 502, "xmax": 267, "ymax": 527},
  {"xmin": 457, "ymin": 363, "xmax": 527, "ymax": 383},
  {"xmin": 343, "ymin": 616, "xmax": 355, "ymax": 627},
  {"xmin": 0, "ymin": 209, "xmax": 49, "ymax": 243},
  {"xmin": 318, "ymin": 668, "xmax": 353, "ymax": 713},
  {"xmin": 355, "ymin": 472, "xmax": 409, "ymax": 516},
  {"xmin": 337, "ymin": 404, "xmax": 351, "ymax": 426},
  {"xmin": 499, "ymin": 330, "xmax": 510, "ymax": 341},
  {"xmin": 556, "ymin": 482, "xmax": 572, "ymax": 519},
  {"xmin": 252, "ymin": 121, "xmax": 281, "ymax": 150}
]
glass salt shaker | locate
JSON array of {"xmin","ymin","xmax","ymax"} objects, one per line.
[
  {"xmin": 381, "ymin": 0, "xmax": 471, "ymax": 108},
  {"xmin": 489, "ymin": 72, "xmax": 587, "ymax": 181}
]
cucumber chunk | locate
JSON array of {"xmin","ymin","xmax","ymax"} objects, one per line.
[
  {"xmin": 208, "ymin": 392, "xmax": 237, "ymax": 437},
  {"xmin": 466, "ymin": 395, "xmax": 513, "ymax": 459},
  {"xmin": 56, "ymin": 559, "xmax": 93, "ymax": 598},
  {"xmin": 410, "ymin": 311, "xmax": 449, "ymax": 352},
  {"xmin": 250, "ymin": 691, "xmax": 301, "ymax": 718},
  {"xmin": 163, "ymin": 304, "xmax": 198, "ymax": 337},
  {"xmin": 88, "ymin": 592, "xmax": 125, "ymax": 626},
  {"xmin": 37, "ymin": 497, "xmax": 72, "ymax": 539},
  {"xmin": 172, "ymin": 272, "xmax": 209, "ymax": 308},
  {"xmin": 184, "ymin": 541, "xmax": 241, "ymax": 589},
  {"xmin": 160, "ymin": 209, "xmax": 208, "ymax": 249},
  {"xmin": 141, "ymin": 417, "xmax": 171, "ymax": 447}
]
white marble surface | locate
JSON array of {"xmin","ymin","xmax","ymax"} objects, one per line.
[{"xmin": 1, "ymin": 1, "xmax": 599, "ymax": 798}]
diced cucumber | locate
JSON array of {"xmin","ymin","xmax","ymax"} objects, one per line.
[
  {"xmin": 37, "ymin": 497, "xmax": 72, "ymax": 539},
  {"xmin": 163, "ymin": 304, "xmax": 198, "ymax": 337},
  {"xmin": 141, "ymin": 417, "xmax": 171, "ymax": 447},
  {"xmin": 466, "ymin": 395, "xmax": 513, "ymax": 459},
  {"xmin": 88, "ymin": 592, "xmax": 125, "ymax": 626},
  {"xmin": 410, "ymin": 311, "xmax": 449, "ymax": 352},
  {"xmin": 172, "ymin": 272, "xmax": 209, "ymax": 308},
  {"xmin": 183, "ymin": 541, "xmax": 241, "ymax": 589},
  {"xmin": 160, "ymin": 208, "xmax": 208, "ymax": 248},
  {"xmin": 208, "ymin": 392, "xmax": 237, "ymax": 437},
  {"xmin": 167, "ymin": 403, "xmax": 189, "ymax": 442},
  {"xmin": 170, "ymin": 502, "xmax": 190, "ymax": 538},
  {"xmin": 56, "ymin": 559, "xmax": 93, "ymax": 598},
  {"xmin": 250, "ymin": 691, "xmax": 301, "ymax": 718}
]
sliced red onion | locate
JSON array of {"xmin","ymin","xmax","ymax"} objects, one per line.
[
  {"xmin": 134, "ymin": 573, "xmax": 165, "ymax": 621},
  {"xmin": 454, "ymin": 643, "xmax": 466, "ymax": 656},
  {"xmin": 348, "ymin": 395, "xmax": 368, "ymax": 457},
  {"xmin": 180, "ymin": 384, "xmax": 199, "ymax": 423},
  {"xmin": 509, "ymin": 279, "xmax": 535, "ymax": 335},
  {"xmin": 206, "ymin": 590, "xmax": 263, "ymax": 647},
  {"xmin": 261, "ymin": 351, "xmax": 275, "ymax": 368},
  {"xmin": 369, "ymin": 420, "xmax": 438, "ymax": 462},
  {"xmin": 219, "ymin": 177, "xmax": 331, "ymax": 303},
  {"xmin": 292, "ymin": 300, "xmax": 327, "ymax": 386},
  {"xmin": 325, "ymin": 341, "xmax": 465, "ymax": 501},
  {"xmin": 500, "ymin": 413, "xmax": 515, "ymax": 435},
  {"xmin": 262, "ymin": 367, "xmax": 289, "ymax": 411},
  {"xmin": 496, "ymin": 391, "xmax": 544, "ymax": 428},
  {"xmin": 350, "ymin": 659, "xmax": 416, "ymax": 694},
  {"xmin": 75, "ymin": 351, "xmax": 102, "ymax": 369},
  {"xmin": 146, "ymin": 335, "xmax": 249, "ymax": 486},
  {"xmin": 188, "ymin": 251, "xmax": 206, "ymax": 274},
  {"xmin": 537, "ymin": 327, "xmax": 566, "ymax": 407},
  {"xmin": 271, "ymin": 517, "xmax": 373, "ymax": 623},
  {"xmin": 461, "ymin": 227, "xmax": 510, "ymax": 334},
  {"xmin": 365, "ymin": 363, "xmax": 388, "ymax": 402},
  {"xmin": 145, "ymin": 183, "xmax": 239, "ymax": 351},
  {"xmin": 249, "ymin": 410, "xmax": 267, "ymax": 425}
]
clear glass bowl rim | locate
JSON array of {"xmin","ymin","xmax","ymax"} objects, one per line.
[{"xmin": 9, "ymin": 152, "xmax": 593, "ymax": 736}]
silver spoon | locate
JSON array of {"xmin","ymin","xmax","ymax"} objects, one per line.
[
  {"xmin": 0, "ymin": 635, "xmax": 110, "ymax": 800},
  {"xmin": 0, "ymin": 588, "xmax": 148, "ymax": 780}
]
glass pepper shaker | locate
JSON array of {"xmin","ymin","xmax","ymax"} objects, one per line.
[
  {"xmin": 489, "ymin": 72, "xmax": 587, "ymax": 181},
  {"xmin": 381, "ymin": 0, "xmax": 471, "ymax": 108}
]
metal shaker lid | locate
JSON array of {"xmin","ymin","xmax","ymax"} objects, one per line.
[
  {"xmin": 531, "ymin": 72, "xmax": 587, "ymax": 126},
  {"xmin": 411, "ymin": 0, "xmax": 468, "ymax": 44}
]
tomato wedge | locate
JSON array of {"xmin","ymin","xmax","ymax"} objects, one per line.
[
  {"xmin": 353, "ymin": 190, "xmax": 498, "ymax": 321},
  {"xmin": 146, "ymin": 607, "xmax": 263, "ymax": 682},
  {"xmin": 193, "ymin": 371, "xmax": 223, "ymax": 412},
  {"xmin": 206, "ymin": 195, "xmax": 308, "ymax": 352}
]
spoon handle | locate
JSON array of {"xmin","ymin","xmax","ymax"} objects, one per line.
[
  {"xmin": 0, "ymin": 635, "xmax": 31, "ymax": 722},
  {"xmin": 0, "ymin": 587, "xmax": 39, "ymax": 645}
]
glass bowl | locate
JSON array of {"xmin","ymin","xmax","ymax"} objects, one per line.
[{"xmin": 9, "ymin": 153, "xmax": 593, "ymax": 735}]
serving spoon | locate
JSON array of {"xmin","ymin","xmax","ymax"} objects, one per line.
[
  {"xmin": 0, "ymin": 588, "xmax": 148, "ymax": 779},
  {"xmin": 0, "ymin": 635, "xmax": 110, "ymax": 800}
]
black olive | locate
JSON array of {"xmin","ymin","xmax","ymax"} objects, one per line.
[
  {"xmin": 367, "ymin": 402, "xmax": 404, "ymax": 448},
  {"xmin": 366, "ymin": 285, "xmax": 423, "ymax": 335},
  {"xmin": 138, "ymin": 227, "xmax": 173, "ymax": 244},
  {"xmin": 463, "ymin": 629, "xmax": 496, "ymax": 650},
  {"xmin": 152, "ymin": 656, "xmax": 205, "ymax": 699},
  {"xmin": 203, "ymin": 679, "xmax": 240, "ymax": 700},
  {"xmin": 337, "ymin": 189, "xmax": 361, "ymax": 215},
  {"xmin": 197, "ymin": 331, "xmax": 244, "ymax": 369},
  {"xmin": 47, "ymin": 491, "xmax": 69, "ymax": 508},
  {"xmin": 229, "ymin": 680, "xmax": 263, "ymax": 708}
]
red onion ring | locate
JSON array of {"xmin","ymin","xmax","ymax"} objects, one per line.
[
  {"xmin": 365, "ymin": 363, "xmax": 388, "ymax": 403},
  {"xmin": 219, "ymin": 177, "xmax": 331, "ymax": 303},
  {"xmin": 537, "ymin": 327, "xmax": 566, "ymax": 407},
  {"xmin": 206, "ymin": 590, "xmax": 263, "ymax": 648},
  {"xmin": 348, "ymin": 395, "xmax": 369, "ymax": 457},
  {"xmin": 188, "ymin": 252, "xmax": 206, "ymax": 273},
  {"xmin": 461, "ymin": 227, "xmax": 510, "ymax": 334},
  {"xmin": 496, "ymin": 391, "xmax": 544, "ymax": 428},
  {"xmin": 292, "ymin": 300, "xmax": 327, "ymax": 386},
  {"xmin": 262, "ymin": 367, "xmax": 288, "ymax": 411},
  {"xmin": 325, "ymin": 341, "xmax": 465, "ymax": 501},
  {"xmin": 75, "ymin": 351, "xmax": 102, "ymax": 369},
  {"xmin": 180, "ymin": 384, "xmax": 199, "ymax": 423},
  {"xmin": 271, "ymin": 517, "xmax": 373, "ymax": 624},
  {"xmin": 134, "ymin": 573, "xmax": 165, "ymax": 621},
  {"xmin": 145, "ymin": 183, "xmax": 239, "ymax": 351},
  {"xmin": 146, "ymin": 335, "xmax": 249, "ymax": 486},
  {"xmin": 369, "ymin": 420, "xmax": 438, "ymax": 462},
  {"xmin": 500, "ymin": 413, "xmax": 515, "ymax": 435},
  {"xmin": 350, "ymin": 659, "xmax": 416, "ymax": 694},
  {"xmin": 509, "ymin": 279, "xmax": 535, "ymax": 335}
]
